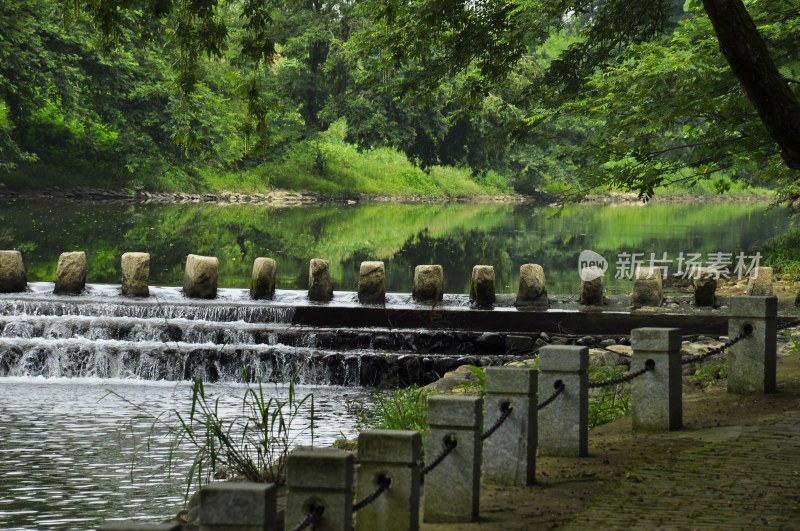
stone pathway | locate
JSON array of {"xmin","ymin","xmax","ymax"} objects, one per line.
[{"xmin": 563, "ymin": 413, "xmax": 800, "ymax": 530}]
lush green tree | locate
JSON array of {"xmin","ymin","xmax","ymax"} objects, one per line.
[{"xmin": 355, "ymin": 0, "xmax": 800, "ymax": 200}]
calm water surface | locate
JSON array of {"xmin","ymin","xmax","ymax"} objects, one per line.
[
  {"xmin": 0, "ymin": 199, "xmax": 791, "ymax": 294},
  {"xmin": 0, "ymin": 378, "xmax": 360, "ymax": 530}
]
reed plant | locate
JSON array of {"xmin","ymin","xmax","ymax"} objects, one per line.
[{"xmin": 171, "ymin": 377, "xmax": 314, "ymax": 497}]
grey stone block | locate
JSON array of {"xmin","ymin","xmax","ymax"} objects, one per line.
[
  {"xmin": 483, "ymin": 368, "xmax": 537, "ymax": 486},
  {"xmin": 412, "ymin": 265, "xmax": 444, "ymax": 302},
  {"xmin": 730, "ymin": 296, "xmax": 778, "ymax": 318},
  {"xmin": 199, "ymin": 482, "xmax": 276, "ymax": 530},
  {"xmin": 538, "ymin": 347, "xmax": 588, "ymax": 457},
  {"xmin": 358, "ymin": 429, "xmax": 421, "ymax": 464},
  {"xmin": 308, "ymin": 258, "xmax": 334, "ymax": 302},
  {"xmin": 426, "ymin": 394, "xmax": 483, "ymax": 429},
  {"xmin": 424, "ymin": 395, "xmax": 482, "ymax": 523},
  {"xmin": 470, "ymin": 265, "xmax": 495, "ymax": 307},
  {"xmin": 250, "ymin": 257, "xmax": 276, "ymax": 300},
  {"xmin": 538, "ymin": 345, "xmax": 589, "ymax": 372},
  {"xmin": 631, "ymin": 328, "xmax": 682, "ymax": 431},
  {"xmin": 631, "ymin": 328, "xmax": 682, "ymax": 352},
  {"xmin": 183, "ymin": 254, "xmax": 218, "ymax": 299},
  {"xmin": 514, "ymin": 264, "xmax": 548, "ymax": 308},
  {"xmin": 484, "ymin": 366, "xmax": 537, "ymax": 395},
  {"xmin": 355, "ymin": 430, "xmax": 420, "ymax": 531},
  {"xmin": 54, "ymin": 251, "xmax": 87, "ymax": 294},
  {"xmin": 121, "ymin": 252, "xmax": 150, "ymax": 297},
  {"xmin": 0, "ymin": 250, "xmax": 26, "ymax": 292},
  {"xmin": 286, "ymin": 448, "xmax": 353, "ymax": 531},
  {"xmin": 358, "ymin": 261, "xmax": 385, "ymax": 304},
  {"xmin": 98, "ymin": 524, "xmax": 180, "ymax": 531}
]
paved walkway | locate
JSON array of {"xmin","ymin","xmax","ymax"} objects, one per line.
[{"xmin": 564, "ymin": 412, "xmax": 800, "ymax": 530}]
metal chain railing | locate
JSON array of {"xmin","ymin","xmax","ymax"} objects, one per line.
[
  {"xmin": 481, "ymin": 401, "xmax": 512, "ymax": 441},
  {"xmin": 352, "ymin": 475, "xmax": 391, "ymax": 512},
  {"xmin": 420, "ymin": 434, "xmax": 457, "ymax": 478},
  {"xmin": 778, "ymin": 318, "xmax": 800, "ymax": 331},
  {"xmin": 291, "ymin": 503, "xmax": 324, "ymax": 531},
  {"xmin": 537, "ymin": 381, "xmax": 565, "ymax": 410},
  {"xmin": 588, "ymin": 360, "xmax": 655, "ymax": 389},
  {"xmin": 681, "ymin": 326, "xmax": 752, "ymax": 365}
]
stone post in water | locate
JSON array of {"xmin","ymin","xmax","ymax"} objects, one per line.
[
  {"xmin": 358, "ymin": 261, "xmax": 385, "ymax": 304},
  {"xmin": 537, "ymin": 345, "xmax": 588, "ymax": 457},
  {"xmin": 0, "ymin": 250, "xmax": 26, "ymax": 293},
  {"xmin": 514, "ymin": 264, "xmax": 548, "ymax": 308},
  {"xmin": 632, "ymin": 266, "xmax": 662, "ymax": 307},
  {"xmin": 692, "ymin": 267, "xmax": 717, "ymax": 307},
  {"xmin": 483, "ymin": 367, "xmax": 537, "ymax": 486},
  {"xmin": 580, "ymin": 266, "xmax": 605, "ymax": 306},
  {"xmin": 250, "ymin": 257, "xmax": 277, "ymax": 300},
  {"xmin": 199, "ymin": 482, "xmax": 277, "ymax": 531},
  {"xmin": 470, "ymin": 265, "xmax": 495, "ymax": 307},
  {"xmin": 746, "ymin": 266, "xmax": 773, "ymax": 296},
  {"xmin": 412, "ymin": 265, "xmax": 443, "ymax": 303},
  {"xmin": 121, "ymin": 252, "xmax": 150, "ymax": 297},
  {"xmin": 308, "ymin": 258, "xmax": 334, "ymax": 302},
  {"xmin": 728, "ymin": 296, "xmax": 777, "ymax": 394},
  {"xmin": 631, "ymin": 328, "xmax": 682, "ymax": 431},
  {"xmin": 183, "ymin": 254, "xmax": 219, "ymax": 299},
  {"xmin": 54, "ymin": 251, "xmax": 87, "ymax": 294},
  {"xmin": 355, "ymin": 430, "xmax": 421, "ymax": 531},
  {"xmin": 286, "ymin": 448, "xmax": 354, "ymax": 531}
]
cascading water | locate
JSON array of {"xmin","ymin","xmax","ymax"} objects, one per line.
[{"xmin": 0, "ymin": 283, "xmax": 525, "ymax": 386}]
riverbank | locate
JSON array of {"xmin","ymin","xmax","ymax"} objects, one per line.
[
  {"xmin": 0, "ymin": 186, "xmax": 530, "ymax": 206},
  {"xmin": 0, "ymin": 185, "xmax": 775, "ymax": 207}
]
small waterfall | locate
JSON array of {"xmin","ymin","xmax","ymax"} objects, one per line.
[{"xmin": 0, "ymin": 285, "xmax": 526, "ymax": 386}]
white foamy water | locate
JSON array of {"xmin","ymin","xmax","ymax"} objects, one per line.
[{"xmin": 0, "ymin": 377, "xmax": 362, "ymax": 530}]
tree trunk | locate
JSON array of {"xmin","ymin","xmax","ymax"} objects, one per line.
[{"xmin": 702, "ymin": 0, "xmax": 800, "ymax": 170}]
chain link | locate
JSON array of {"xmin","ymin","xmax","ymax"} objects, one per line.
[
  {"xmin": 588, "ymin": 362, "xmax": 654, "ymax": 389},
  {"xmin": 420, "ymin": 435, "xmax": 457, "ymax": 478},
  {"xmin": 537, "ymin": 381, "xmax": 565, "ymax": 410},
  {"xmin": 353, "ymin": 475, "xmax": 391, "ymax": 512},
  {"xmin": 681, "ymin": 326, "xmax": 752, "ymax": 365},
  {"xmin": 481, "ymin": 401, "xmax": 513, "ymax": 441},
  {"xmin": 778, "ymin": 318, "xmax": 800, "ymax": 331},
  {"xmin": 291, "ymin": 504, "xmax": 324, "ymax": 531}
]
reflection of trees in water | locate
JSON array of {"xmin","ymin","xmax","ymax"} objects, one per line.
[{"xmin": 2, "ymin": 200, "xmax": 788, "ymax": 294}]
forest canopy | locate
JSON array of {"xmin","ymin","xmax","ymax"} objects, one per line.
[{"xmin": 0, "ymin": 0, "xmax": 798, "ymax": 202}]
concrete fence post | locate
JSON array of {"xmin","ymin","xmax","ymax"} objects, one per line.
[
  {"xmin": 537, "ymin": 345, "xmax": 588, "ymax": 457},
  {"xmin": 286, "ymin": 448, "xmax": 354, "ymax": 531},
  {"xmin": 98, "ymin": 523, "xmax": 180, "ymax": 531},
  {"xmin": 728, "ymin": 296, "xmax": 778, "ymax": 394},
  {"xmin": 483, "ymin": 367, "xmax": 537, "ymax": 486},
  {"xmin": 630, "ymin": 327, "xmax": 682, "ymax": 431},
  {"xmin": 424, "ymin": 394, "xmax": 482, "ymax": 523},
  {"xmin": 355, "ymin": 430, "xmax": 421, "ymax": 531},
  {"xmin": 199, "ymin": 482, "xmax": 277, "ymax": 531}
]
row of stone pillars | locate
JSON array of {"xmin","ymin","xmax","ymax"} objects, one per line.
[
  {"xmin": 100, "ymin": 296, "xmax": 777, "ymax": 531},
  {"xmin": 0, "ymin": 250, "xmax": 777, "ymax": 307}
]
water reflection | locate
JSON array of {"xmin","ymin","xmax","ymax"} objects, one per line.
[
  {"xmin": 0, "ymin": 378, "xmax": 360, "ymax": 530},
  {"xmin": 0, "ymin": 199, "xmax": 790, "ymax": 294}
]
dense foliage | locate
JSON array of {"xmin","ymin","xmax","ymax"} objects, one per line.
[{"xmin": 0, "ymin": 0, "xmax": 798, "ymax": 200}]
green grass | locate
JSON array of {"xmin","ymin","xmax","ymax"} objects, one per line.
[
  {"xmin": 355, "ymin": 385, "xmax": 429, "ymax": 435},
  {"xmin": 761, "ymin": 225, "xmax": 800, "ymax": 279},
  {"xmin": 265, "ymin": 138, "xmax": 511, "ymax": 198}
]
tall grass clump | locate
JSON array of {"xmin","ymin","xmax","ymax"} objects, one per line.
[
  {"xmin": 171, "ymin": 378, "xmax": 314, "ymax": 497},
  {"xmin": 586, "ymin": 365, "xmax": 632, "ymax": 429},
  {"xmin": 355, "ymin": 385, "xmax": 429, "ymax": 435}
]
